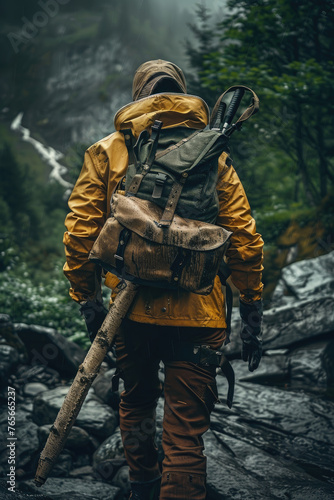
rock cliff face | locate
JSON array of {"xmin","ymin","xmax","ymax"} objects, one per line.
[{"xmin": 0, "ymin": 252, "xmax": 333, "ymax": 499}]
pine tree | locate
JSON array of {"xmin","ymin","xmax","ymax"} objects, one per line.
[{"xmin": 187, "ymin": 0, "xmax": 334, "ymax": 205}]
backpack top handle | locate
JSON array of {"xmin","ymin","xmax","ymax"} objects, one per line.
[{"xmin": 210, "ymin": 85, "xmax": 260, "ymax": 133}]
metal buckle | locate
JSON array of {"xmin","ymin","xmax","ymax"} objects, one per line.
[{"xmin": 114, "ymin": 255, "xmax": 124, "ymax": 261}]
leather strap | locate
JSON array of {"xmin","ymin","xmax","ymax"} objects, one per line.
[
  {"xmin": 113, "ymin": 228, "xmax": 131, "ymax": 274},
  {"xmin": 126, "ymin": 120, "xmax": 163, "ymax": 195},
  {"xmin": 170, "ymin": 248, "xmax": 191, "ymax": 283},
  {"xmin": 210, "ymin": 85, "xmax": 259, "ymax": 131},
  {"xmin": 126, "ymin": 172, "xmax": 146, "ymax": 196},
  {"xmin": 158, "ymin": 174, "xmax": 188, "ymax": 227}
]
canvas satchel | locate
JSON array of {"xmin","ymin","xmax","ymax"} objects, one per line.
[{"xmin": 89, "ymin": 193, "xmax": 231, "ymax": 295}]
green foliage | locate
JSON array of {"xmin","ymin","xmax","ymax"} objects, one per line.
[
  {"xmin": 0, "ymin": 257, "xmax": 89, "ymax": 349},
  {"xmin": 186, "ymin": 0, "xmax": 334, "ymax": 209}
]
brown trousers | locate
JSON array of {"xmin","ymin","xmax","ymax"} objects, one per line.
[{"xmin": 115, "ymin": 319, "xmax": 225, "ymax": 500}]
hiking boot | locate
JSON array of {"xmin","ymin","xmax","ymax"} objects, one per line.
[{"xmin": 129, "ymin": 477, "xmax": 161, "ymax": 499}]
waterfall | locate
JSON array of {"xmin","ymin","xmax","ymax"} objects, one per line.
[{"xmin": 11, "ymin": 113, "xmax": 73, "ymax": 192}]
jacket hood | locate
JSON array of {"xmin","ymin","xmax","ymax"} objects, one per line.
[
  {"xmin": 114, "ymin": 93, "xmax": 210, "ymax": 138},
  {"xmin": 132, "ymin": 59, "xmax": 187, "ymax": 101}
]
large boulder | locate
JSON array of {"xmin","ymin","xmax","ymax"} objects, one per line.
[
  {"xmin": 225, "ymin": 251, "xmax": 334, "ymax": 359},
  {"xmin": 38, "ymin": 424, "xmax": 96, "ymax": 451},
  {"xmin": 14, "ymin": 363, "xmax": 60, "ymax": 388},
  {"xmin": 33, "ymin": 386, "xmax": 118, "ymax": 439},
  {"xmin": 262, "ymin": 296, "xmax": 334, "ymax": 350},
  {"xmin": 92, "ymin": 367, "xmax": 120, "ymax": 410},
  {"xmin": 235, "ymin": 339, "xmax": 334, "ymax": 393},
  {"xmin": 287, "ymin": 339, "xmax": 334, "ymax": 392},
  {"xmin": 272, "ymin": 251, "xmax": 334, "ymax": 304},
  {"xmin": 14, "ymin": 323, "xmax": 86, "ymax": 378},
  {"xmin": 205, "ymin": 365, "xmax": 334, "ymax": 499},
  {"xmin": 93, "ymin": 427, "xmax": 124, "ymax": 467},
  {"xmin": 92, "ymin": 427, "xmax": 129, "ymax": 483},
  {"xmin": 224, "ymin": 296, "xmax": 334, "ymax": 358},
  {"xmin": 206, "ymin": 428, "xmax": 334, "ymax": 500}
]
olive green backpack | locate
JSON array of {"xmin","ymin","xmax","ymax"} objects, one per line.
[{"xmin": 89, "ymin": 86, "xmax": 259, "ymax": 295}]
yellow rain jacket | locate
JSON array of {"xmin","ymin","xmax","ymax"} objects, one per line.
[{"xmin": 63, "ymin": 93, "xmax": 264, "ymax": 328}]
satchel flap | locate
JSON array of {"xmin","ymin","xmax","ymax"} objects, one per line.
[{"xmin": 112, "ymin": 194, "xmax": 231, "ymax": 251}]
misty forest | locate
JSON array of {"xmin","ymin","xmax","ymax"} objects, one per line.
[{"xmin": 0, "ymin": 1, "xmax": 334, "ymax": 499}]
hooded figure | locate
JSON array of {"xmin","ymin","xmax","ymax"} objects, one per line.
[
  {"xmin": 64, "ymin": 59, "xmax": 264, "ymax": 500},
  {"xmin": 132, "ymin": 59, "xmax": 187, "ymax": 100}
]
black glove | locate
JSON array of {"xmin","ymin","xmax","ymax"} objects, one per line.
[
  {"xmin": 239, "ymin": 299, "xmax": 263, "ymax": 372},
  {"xmin": 80, "ymin": 300, "xmax": 108, "ymax": 343}
]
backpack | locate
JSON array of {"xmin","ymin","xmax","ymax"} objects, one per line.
[{"xmin": 89, "ymin": 86, "xmax": 259, "ymax": 295}]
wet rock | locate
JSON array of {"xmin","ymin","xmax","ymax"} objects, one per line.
[
  {"xmin": 111, "ymin": 465, "xmax": 130, "ymax": 496},
  {"xmin": 92, "ymin": 368, "xmax": 120, "ymax": 410},
  {"xmin": 49, "ymin": 451, "xmax": 73, "ymax": 478},
  {"xmin": 14, "ymin": 364, "xmax": 60, "ymax": 388},
  {"xmin": 19, "ymin": 401, "xmax": 34, "ymax": 413},
  {"xmin": 38, "ymin": 424, "xmax": 95, "ymax": 451},
  {"xmin": 76, "ymin": 398, "xmax": 118, "ymax": 439},
  {"xmin": 209, "ymin": 367, "xmax": 334, "ymax": 498},
  {"xmin": 32, "ymin": 385, "xmax": 71, "ymax": 425},
  {"xmin": 24, "ymin": 383, "xmax": 48, "ymax": 397},
  {"xmin": 20, "ymin": 478, "xmax": 120, "ymax": 499},
  {"xmin": 205, "ymin": 432, "xmax": 273, "ymax": 499},
  {"xmin": 14, "ymin": 323, "xmax": 86, "ymax": 378},
  {"xmin": 322, "ymin": 340, "xmax": 334, "ymax": 389},
  {"xmin": 0, "ymin": 404, "xmax": 32, "ymax": 429},
  {"xmin": 236, "ymin": 350, "xmax": 289, "ymax": 386},
  {"xmin": 272, "ymin": 251, "xmax": 334, "ymax": 304},
  {"xmin": 0, "ymin": 315, "xmax": 26, "ymax": 353},
  {"xmin": 0, "ymin": 345, "xmax": 20, "ymax": 386},
  {"xmin": 225, "ymin": 296, "xmax": 334, "ymax": 359},
  {"xmin": 69, "ymin": 465, "xmax": 95, "ymax": 479},
  {"xmin": 236, "ymin": 339, "xmax": 334, "ymax": 393},
  {"xmin": 0, "ymin": 420, "xmax": 39, "ymax": 469},
  {"xmin": 33, "ymin": 386, "xmax": 117, "ymax": 439},
  {"xmin": 93, "ymin": 428, "xmax": 130, "ymax": 483},
  {"xmin": 288, "ymin": 340, "xmax": 334, "ymax": 392},
  {"xmin": 0, "ymin": 479, "xmax": 50, "ymax": 499},
  {"xmin": 205, "ymin": 428, "xmax": 334, "ymax": 500},
  {"xmin": 262, "ymin": 296, "xmax": 334, "ymax": 350},
  {"xmin": 93, "ymin": 427, "xmax": 124, "ymax": 467},
  {"xmin": 0, "ymin": 405, "xmax": 37, "ymax": 472},
  {"xmin": 72, "ymin": 453, "xmax": 91, "ymax": 470},
  {"xmin": 15, "ymin": 422, "xmax": 40, "ymax": 469}
]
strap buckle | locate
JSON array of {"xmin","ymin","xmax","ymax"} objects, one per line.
[
  {"xmin": 152, "ymin": 172, "xmax": 168, "ymax": 199},
  {"xmin": 114, "ymin": 255, "xmax": 124, "ymax": 261}
]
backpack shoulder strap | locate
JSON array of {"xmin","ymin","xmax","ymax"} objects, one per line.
[{"xmin": 125, "ymin": 120, "xmax": 163, "ymax": 196}]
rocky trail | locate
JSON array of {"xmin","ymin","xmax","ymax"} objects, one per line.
[{"xmin": 0, "ymin": 252, "xmax": 333, "ymax": 499}]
